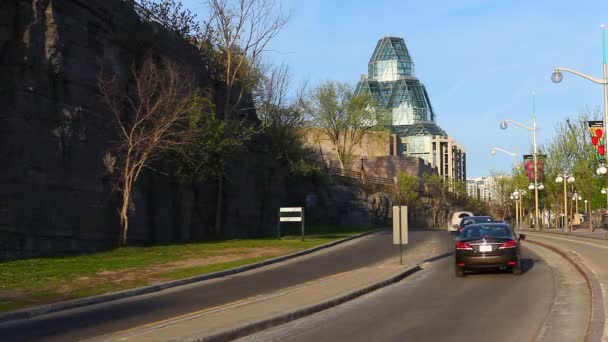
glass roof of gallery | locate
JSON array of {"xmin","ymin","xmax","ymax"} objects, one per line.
[
  {"xmin": 393, "ymin": 123, "xmax": 447, "ymax": 137},
  {"xmin": 369, "ymin": 36, "xmax": 414, "ymax": 76}
]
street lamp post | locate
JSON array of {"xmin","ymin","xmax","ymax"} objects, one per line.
[
  {"xmin": 500, "ymin": 118, "xmax": 543, "ymax": 230},
  {"xmin": 491, "ymin": 147, "xmax": 518, "ymax": 167},
  {"xmin": 556, "ymin": 174, "xmax": 576, "ymax": 231},
  {"xmin": 552, "ymin": 25, "xmax": 608, "ymax": 208},
  {"xmin": 510, "ymin": 193, "xmax": 519, "ymax": 229}
]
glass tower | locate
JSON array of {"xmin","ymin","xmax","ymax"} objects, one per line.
[
  {"xmin": 355, "ymin": 37, "xmax": 466, "ymax": 181},
  {"xmin": 355, "ymin": 36, "xmax": 446, "ymax": 135}
]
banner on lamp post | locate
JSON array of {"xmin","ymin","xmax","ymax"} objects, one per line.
[
  {"xmin": 588, "ymin": 121, "xmax": 606, "ymax": 163},
  {"xmin": 523, "ymin": 154, "xmax": 546, "ymax": 183}
]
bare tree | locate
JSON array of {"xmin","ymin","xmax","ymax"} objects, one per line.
[
  {"xmin": 99, "ymin": 57, "xmax": 193, "ymax": 246},
  {"xmin": 206, "ymin": 0, "xmax": 289, "ymax": 118},
  {"xmin": 205, "ymin": 0, "xmax": 288, "ymax": 233},
  {"xmin": 138, "ymin": 0, "xmax": 202, "ymax": 40}
]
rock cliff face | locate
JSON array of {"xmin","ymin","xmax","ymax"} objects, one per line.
[
  {"xmin": 0, "ymin": 0, "xmax": 291, "ymax": 258},
  {"xmin": 0, "ymin": 0, "xmax": 385, "ymax": 259}
]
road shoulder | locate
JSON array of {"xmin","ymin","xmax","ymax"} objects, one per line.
[{"xmin": 527, "ymin": 241, "xmax": 590, "ymax": 342}]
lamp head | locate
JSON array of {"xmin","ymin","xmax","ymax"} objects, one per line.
[
  {"xmin": 567, "ymin": 176, "xmax": 575, "ymax": 183},
  {"xmin": 555, "ymin": 175, "xmax": 564, "ymax": 183},
  {"xmin": 538, "ymin": 183, "xmax": 545, "ymax": 190},
  {"xmin": 528, "ymin": 183, "xmax": 535, "ymax": 190},
  {"xmin": 551, "ymin": 69, "xmax": 563, "ymax": 83},
  {"xmin": 602, "ymin": 188, "xmax": 607, "ymax": 194},
  {"xmin": 510, "ymin": 195, "xmax": 514, "ymax": 200},
  {"xmin": 499, "ymin": 121, "xmax": 508, "ymax": 130},
  {"xmin": 598, "ymin": 165, "xmax": 608, "ymax": 175},
  {"xmin": 491, "ymin": 149, "xmax": 496, "ymax": 156},
  {"xmin": 578, "ymin": 196, "xmax": 583, "ymax": 200}
]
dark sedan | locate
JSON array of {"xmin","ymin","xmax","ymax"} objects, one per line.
[{"xmin": 454, "ymin": 223, "xmax": 525, "ymax": 277}]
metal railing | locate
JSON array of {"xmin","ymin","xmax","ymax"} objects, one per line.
[{"xmin": 326, "ymin": 167, "xmax": 396, "ymax": 187}]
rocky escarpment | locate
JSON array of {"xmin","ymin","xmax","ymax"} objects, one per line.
[
  {"xmin": 0, "ymin": 0, "xmax": 385, "ymax": 259},
  {"xmin": 0, "ymin": 0, "xmax": 265, "ymax": 258}
]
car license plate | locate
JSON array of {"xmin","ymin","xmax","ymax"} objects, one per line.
[{"xmin": 479, "ymin": 245, "xmax": 492, "ymax": 252}]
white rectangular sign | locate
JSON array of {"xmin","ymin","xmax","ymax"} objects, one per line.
[
  {"xmin": 392, "ymin": 206, "xmax": 408, "ymax": 245},
  {"xmin": 280, "ymin": 207, "xmax": 303, "ymax": 212},
  {"xmin": 279, "ymin": 217, "xmax": 302, "ymax": 222}
]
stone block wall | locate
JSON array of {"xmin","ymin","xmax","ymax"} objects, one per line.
[{"xmin": 0, "ymin": 0, "xmax": 309, "ymax": 258}]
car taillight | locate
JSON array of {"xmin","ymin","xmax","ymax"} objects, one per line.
[
  {"xmin": 498, "ymin": 240, "xmax": 517, "ymax": 249},
  {"xmin": 455, "ymin": 241, "xmax": 473, "ymax": 250}
]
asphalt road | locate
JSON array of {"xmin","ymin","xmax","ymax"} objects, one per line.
[
  {"xmin": 241, "ymin": 246, "xmax": 556, "ymax": 342},
  {"xmin": 0, "ymin": 229, "xmax": 441, "ymax": 341}
]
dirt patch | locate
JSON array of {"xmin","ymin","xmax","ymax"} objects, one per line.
[
  {"xmin": 42, "ymin": 247, "xmax": 295, "ymax": 296},
  {"xmin": 0, "ymin": 290, "xmax": 26, "ymax": 300}
]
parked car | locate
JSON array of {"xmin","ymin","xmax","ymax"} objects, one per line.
[
  {"xmin": 454, "ymin": 223, "xmax": 525, "ymax": 277},
  {"xmin": 455, "ymin": 216, "xmax": 494, "ymax": 233},
  {"xmin": 448, "ymin": 211, "xmax": 474, "ymax": 233}
]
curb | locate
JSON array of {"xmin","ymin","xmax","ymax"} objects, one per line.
[
  {"xmin": 195, "ymin": 264, "xmax": 423, "ymax": 342},
  {"xmin": 518, "ymin": 228, "xmax": 608, "ymax": 241},
  {"xmin": 526, "ymin": 239, "xmax": 605, "ymax": 342},
  {"xmin": 0, "ymin": 230, "xmax": 381, "ymax": 324}
]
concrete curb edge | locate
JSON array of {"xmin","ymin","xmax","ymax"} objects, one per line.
[
  {"xmin": 527, "ymin": 239, "xmax": 605, "ymax": 342},
  {"xmin": 0, "ymin": 230, "xmax": 382, "ymax": 324},
  {"xmin": 196, "ymin": 264, "xmax": 423, "ymax": 342}
]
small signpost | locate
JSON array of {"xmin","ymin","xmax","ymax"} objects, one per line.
[
  {"xmin": 278, "ymin": 207, "xmax": 305, "ymax": 241},
  {"xmin": 392, "ymin": 206, "xmax": 408, "ymax": 265}
]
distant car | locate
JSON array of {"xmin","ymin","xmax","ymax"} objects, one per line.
[
  {"xmin": 448, "ymin": 211, "xmax": 474, "ymax": 233},
  {"xmin": 454, "ymin": 223, "xmax": 525, "ymax": 277},
  {"xmin": 455, "ymin": 216, "xmax": 494, "ymax": 233}
]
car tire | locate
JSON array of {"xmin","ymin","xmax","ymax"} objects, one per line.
[
  {"xmin": 512, "ymin": 263, "xmax": 522, "ymax": 276},
  {"xmin": 455, "ymin": 267, "xmax": 465, "ymax": 277}
]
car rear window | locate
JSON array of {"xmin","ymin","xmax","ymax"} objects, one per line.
[
  {"xmin": 462, "ymin": 225, "xmax": 510, "ymax": 238},
  {"xmin": 471, "ymin": 217, "xmax": 493, "ymax": 223},
  {"xmin": 460, "ymin": 216, "xmax": 493, "ymax": 226}
]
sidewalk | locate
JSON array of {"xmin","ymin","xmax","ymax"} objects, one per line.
[{"xmin": 87, "ymin": 235, "xmax": 446, "ymax": 342}]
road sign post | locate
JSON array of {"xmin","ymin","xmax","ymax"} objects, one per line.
[
  {"xmin": 278, "ymin": 207, "xmax": 304, "ymax": 241},
  {"xmin": 392, "ymin": 206, "xmax": 408, "ymax": 265}
]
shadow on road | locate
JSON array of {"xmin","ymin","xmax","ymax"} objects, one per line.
[{"xmin": 424, "ymin": 252, "xmax": 453, "ymax": 263}]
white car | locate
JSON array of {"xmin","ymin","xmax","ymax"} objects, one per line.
[{"xmin": 448, "ymin": 211, "xmax": 474, "ymax": 233}]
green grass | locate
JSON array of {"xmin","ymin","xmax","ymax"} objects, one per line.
[
  {"xmin": 0, "ymin": 225, "xmax": 371, "ymax": 312},
  {"xmin": 161, "ymin": 256, "xmax": 272, "ymax": 279}
]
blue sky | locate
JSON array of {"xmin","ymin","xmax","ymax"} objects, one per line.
[{"xmin": 184, "ymin": 0, "xmax": 608, "ymax": 178}]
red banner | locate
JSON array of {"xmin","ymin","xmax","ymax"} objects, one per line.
[
  {"xmin": 523, "ymin": 154, "xmax": 545, "ymax": 182},
  {"xmin": 589, "ymin": 121, "xmax": 606, "ymax": 163}
]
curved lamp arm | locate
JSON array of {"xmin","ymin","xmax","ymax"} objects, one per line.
[
  {"xmin": 554, "ymin": 66, "xmax": 607, "ymax": 84},
  {"xmin": 491, "ymin": 147, "xmax": 517, "ymax": 156},
  {"xmin": 502, "ymin": 119, "xmax": 534, "ymax": 131}
]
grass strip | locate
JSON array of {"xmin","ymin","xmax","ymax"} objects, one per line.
[{"xmin": 0, "ymin": 226, "xmax": 370, "ymax": 312}]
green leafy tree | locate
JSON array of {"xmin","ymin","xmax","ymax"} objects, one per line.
[
  {"xmin": 306, "ymin": 81, "xmax": 389, "ymax": 169},
  {"xmin": 173, "ymin": 94, "xmax": 258, "ymax": 182}
]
